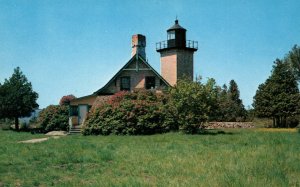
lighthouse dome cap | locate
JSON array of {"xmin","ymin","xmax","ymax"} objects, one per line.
[{"xmin": 167, "ymin": 19, "xmax": 186, "ymax": 31}]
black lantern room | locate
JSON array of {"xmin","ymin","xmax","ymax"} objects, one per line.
[
  {"xmin": 156, "ymin": 19, "xmax": 197, "ymax": 52},
  {"xmin": 167, "ymin": 19, "xmax": 186, "ymax": 48}
]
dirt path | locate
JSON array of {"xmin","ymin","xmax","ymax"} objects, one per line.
[
  {"xmin": 19, "ymin": 138, "xmax": 49, "ymax": 143},
  {"xmin": 18, "ymin": 131, "xmax": 67, "ymax": 143}
]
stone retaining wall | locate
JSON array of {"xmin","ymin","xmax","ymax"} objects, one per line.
[{"xmin": 205, "ymin": 122, "xmax": 255, "ymax": 129}]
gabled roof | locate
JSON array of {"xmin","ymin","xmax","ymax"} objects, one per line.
[{"xmin": 94, "ymin": 54, "xmax": 170, "ymax": 95}]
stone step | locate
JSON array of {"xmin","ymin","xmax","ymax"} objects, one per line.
[
  {"xmin": 69, "ymin": 131, "xmax": 81, "ymax": 134},
  {"xmin": 69, "ymin": 126, "xmax": 82, "ymax": 134},
  {"xmin": 70, "ymin": 129, "xmax": 81, "ymax": 132}
]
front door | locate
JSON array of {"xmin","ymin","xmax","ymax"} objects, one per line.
[{"xmin": 78, "ymin": 105, "xmax": 88, "ymax": 125}]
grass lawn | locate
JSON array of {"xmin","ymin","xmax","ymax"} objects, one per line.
[{"xmin": 0, "ymin": 129, "xmax": 299, "ymax": 186}]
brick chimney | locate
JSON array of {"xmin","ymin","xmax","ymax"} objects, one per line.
[{"xmin": 131, "ymin": 34, "xmax": 146, "ymax": 60}]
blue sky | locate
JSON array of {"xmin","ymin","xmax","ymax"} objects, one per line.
[{"xmin": 0, "ymin": 0, "xmax": 299, "ymax": 108}]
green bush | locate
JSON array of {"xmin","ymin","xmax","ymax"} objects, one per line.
[
  {"xmin": 37, "ymin": 105, "xmax": 69, "ymax": 132},
  {"xmin": 83, "ymin": 78, "xmax": 220, "ymax": 135},
  {"xmin": 84, "ymin": 78, "xmax": 248, "ymax": 135},
  {"xmin": 83, "ymin": 90, "xmax": 176, "ymax": 135},
  {"xmin": 286, "ymin": 116, "xmax": 299, "ymax": 128},
  {"xmin": 0, "ymin": 119, "xmax": 13, "ymax": 130},
  {"xmin": 252, "ymin": 118, "xmax": 273, "ymax": 128},
  {"xmin": 167, "ymin": 78, "xmax": 213, "ymax": 134}
]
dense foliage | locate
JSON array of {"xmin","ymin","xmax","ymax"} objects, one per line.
[
  {"xmin": 37, "ymin": 105, "xmax": 69, "ymax": 132},
  {"xmin": 0, "ymin": 67, "xmax": 39, "ymax": 131},
  {"xmin": 83, "ymin": 91, "xmax": 175, "ymax": 135},
  {"xmin": 59, "ymin": 95, "xmax": 76, "ymax": 106},
  {"xmin": 207, "ymin": 80, "xmax": 247, "ymax": 122},
  {"xmin": 223, "ymin": 80, "xmax": 247, "ymax": 121},
  {"xmin": 284, "ymin": 45, "xmax": 300, "ymax": 81},
  {"xmin": 168, "ymin": 77, "xmax": 215, "ymax": 133},
  {"xmin": 0, "ymin": 83, "xmax": 4, "ymax": 119},
  {"xmin": 83, "ymin": 77, "xmax": 248, "ymax": 135},
  {"xmin": 253, "ymin": 59, "xmax": 300, "ymax": 127}
]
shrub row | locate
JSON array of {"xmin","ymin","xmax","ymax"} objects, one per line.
[
  {"xmin": 83, "ymin": 78, "xmax": 219, "ymax": 135},
  {"xmin": 82, "ymin": 91, "xmax": 177, "ymax": 135},
  {"xmin": 37, "ymin": 105, "xmax": 69, "ymax": 132}
]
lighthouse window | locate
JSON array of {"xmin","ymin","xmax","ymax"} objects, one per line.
[{"xmin": 168, "ymin": 31, "xmax": 175, "ymax": 40}]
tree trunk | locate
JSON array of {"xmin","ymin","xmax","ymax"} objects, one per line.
[
  {"xmin": 15, "ymin": 117, "xmax": 19, "ymax": 131},
  {"xmin": 275, "ymin": 116, "xmax": 280, "ymax": 128}
]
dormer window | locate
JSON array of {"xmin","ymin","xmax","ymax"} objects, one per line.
[
  {"xmin": 145, "ymin": 76, "xmax": 156, "ymax": 89},
  {"xmin": 120, "ymin": 76, "xmax": 130, "ymax": 91}
]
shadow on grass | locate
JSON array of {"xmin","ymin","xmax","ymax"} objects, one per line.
[{"xmin": 198, "ymin": 129, "xmax": 235, "ymax": 136}]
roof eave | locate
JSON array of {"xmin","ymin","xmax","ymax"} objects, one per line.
[
  {"xmin": 94, "ymin": 54, "xmax": 171, "ymax": 95},
  {"xmin": 93, "ymin": 55, "xmax": 138, "ymax": 95}
]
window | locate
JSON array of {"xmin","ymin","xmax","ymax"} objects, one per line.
[
  {"xmin": 167, "ymin": 31, "xmax": 175, "ymax": 40},
  {"xmin": 145, "ymin": 76, "xmax": 156, "ymax": 89},
  {"xmin": 69, "ymin": 106, "xmax": 78, "ymax": 116},
  {"xmin": 120, "ymin": 76, "xmax": 130, "ymax": 91}
]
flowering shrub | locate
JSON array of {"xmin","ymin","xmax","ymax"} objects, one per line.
[
  {"xmin": 82, "ymin": 90, "xmax": 176, "ymax": 135},
  {"xmin": 59, "ymin": 95, "xmax": 76, "ymax": 106},
  {"xmin": 83, "ymin": 78, "xmax": 219, "ymax": 135},
  {"xmin": 37, "ymin": 105, "xmax": 69, "ymax": 132}
]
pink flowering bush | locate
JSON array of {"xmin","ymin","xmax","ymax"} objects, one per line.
[
  {"xmin": 82, "ymin": 90, "xmax": 176, "ymax": 135},
  {"xmin": 83, "ymin": 78, "xmax": 219, "ymax": 135},
  {"xmin": 37, "ymin": 105, "xmax": 69, "ymax": 132},
  {"xmin": 59, "ymin": 95, "xmax": 76, "ymax": 106}
]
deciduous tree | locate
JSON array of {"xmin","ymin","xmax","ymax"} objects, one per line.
[
  {"xmin": 284, "ymin": 45, "xmax": 300, "ymax": 80},
  {"xmin": 168, "ymin": 77, "xmax": 214, "ymax": 133}
]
